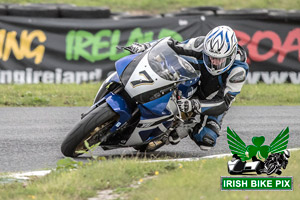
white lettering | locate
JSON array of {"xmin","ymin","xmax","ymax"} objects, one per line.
[
  {"xmin": 276, "ymin": 180, "xmax": 281, "ymax": 187},
  {"xmin": 246, "ymin": 72, "xmax": 261, "ymax": 84},
  {"xmin": 242, "ymin": 180, "xmax": 248, "ymax": 187},
  {"xmin": 42, "ymin": 71, "xmax": 55, "ymax": 83},
  {"xmin": 261, "ymin": 72, "xmax": 289, "ymax": 84},
  {"xmin": 251, "ymin": 180, "xmax": 257, "ymax": 187},
  {"xmin": 75, "ymin": 71, "xmax": 88, "ymax": 84},
  {"xmin": 55, "ymin": 68, "xmax": 62, "ymax": 84},
  {"xmin": 289, "ymin": 72, "xmax": 300, "ymax": 84},
  {"xmin": 0, "ymin": 70, "xmax": 12, "ymax": 83},
  {"xmin": 26, "ymin": 68, "xmax": 32, "ymax": 83},
  {"xmin": 62, "ymin": 71, "xmax": 75, "ymax": 83},
  {"xmin": 226, "ymin": 180, "xmax": 232, "ymax": 187},
  {"xmin": 13, "ymin": 70, "xmax": 25, "ymax": 84},
  {"xmin": 33, "ymin": 70, "xmax": 43, "ymax": 84},
  {"xmin": 260, "ymin": 180, "xmax": 266, "ymax": 187},
  {"xmin": 284, "ymin": 180, "xmax": 290, "ymax": 187},
  {"xmin": 89, "ymin": 69, "xmax": 102, "ymax": 82},
  {"xmin": 246, "ymin": 71, "xmax": 300, "ymax": 84},
  {"xmin": 0, "ymin": 68, "xmax": 103, "ymax": 84},
  {"xmin": 267, "ymin": 180, "xmax": 272, "ymax": 187}
]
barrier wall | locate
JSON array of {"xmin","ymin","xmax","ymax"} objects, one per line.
[{"xmin": 0, "ymin": 4, "xmax": 299, "ymax": 84}]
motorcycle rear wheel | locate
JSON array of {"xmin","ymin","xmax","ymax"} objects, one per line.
[{"xmin": 61, "ymin": 103, "xmax": 118, "ymax": 157}]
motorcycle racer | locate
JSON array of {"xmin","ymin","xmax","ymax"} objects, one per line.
[{"xmin": 128, "ymin": 25, "xmax": 249, "ymax": 150}]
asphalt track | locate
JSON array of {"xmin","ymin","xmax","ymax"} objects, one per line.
[{"xmin": 0, "ymin": 106, "xmax": 299, "ymax": 172}]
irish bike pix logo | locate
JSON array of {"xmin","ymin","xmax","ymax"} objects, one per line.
[
  {"xmin": 226, "ymin": 127, "xmax": 290, "ymax": 175},
  {"xmin": 221, "ymin": 127, "xmax": 293, "ymax": 191}
]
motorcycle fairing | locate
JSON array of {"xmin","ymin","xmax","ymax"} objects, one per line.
[
  {"xmin": 109, "ymin": 72, "xmax": 121, "ymax": 83},
  {"xmin": 105, "ymin": 93, "xmax": 132, "ymax": 133},
  {"xmin": 93, "ymin": 74, "xmax": 175, "ymax": 145},
  {"xmin": 142, "ymin": 92, "xmax": 173, "ymax": 116},
  {"xmin": 139, "ymin": 127, "xmax": 162, "ymax": 141},
  {"xmin": 178, "ymin": 78, "xmax": 199, "ymax": 99},
  {"xmin": 100, "ymin": 38, "xmax": 200, "ymax": 147},
  {"xmin": 133, "ymin": 84, "xmax": 176, "ymax": 104},
  {"xmin": 115, "ymin": 53, "xmax": 139, "ymax": 78},
  {"xmin": 181, "ymin": 77, "xmax": 200, "ymax": 87},
  {"xmin": 124, "ymin": 93, "xmax": 177, "ymax": 146},
  {"xmin": 93, "ymin": 72, "xmax": 121, "ymax": 104},
  {"xmin": 137, "ymin": 115, "xmax": 174, "ymax": 128},
  {"xmin": 123, "ymin": 54, "xmax": 176, "ymax": 103},
  {"xmin": 125, "ymin": 119, "xmax": 171, "ymax": 146}
]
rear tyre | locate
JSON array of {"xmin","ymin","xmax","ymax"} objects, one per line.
[{"xmin": 61, "ymin": 103, "xmax": 118, "ymax": 157}]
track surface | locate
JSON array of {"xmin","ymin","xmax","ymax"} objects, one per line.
[{"xmin": 0, "ymin": 106, "xmax": 299, "ymax": 172}]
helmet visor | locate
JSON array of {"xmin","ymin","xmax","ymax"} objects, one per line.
[{"xmin": 203, "ymin": 53, "xmax": 235, "ymax": 74}]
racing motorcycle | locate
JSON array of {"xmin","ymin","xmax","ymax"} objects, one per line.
[{"xmin": 61, "ymin": 37, "xmax": 200, "ymax": 157}]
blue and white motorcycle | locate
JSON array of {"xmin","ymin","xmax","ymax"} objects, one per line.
[{"xmin": 61, "ymin": 37, "xmax": 200, "ymax": 157}]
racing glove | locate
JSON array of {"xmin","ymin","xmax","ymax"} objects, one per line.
[
  {"xmin": 128, "ymin": 42, "xmax": 151, "ymax": 54},
  {"xmin": 177, "ymin": 98, "xmax": 201, "ymax": 114}
]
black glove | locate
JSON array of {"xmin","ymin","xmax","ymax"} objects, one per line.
[{"xmin": 128, "ymin": 42, "xmax": 150, "ymax": 54}]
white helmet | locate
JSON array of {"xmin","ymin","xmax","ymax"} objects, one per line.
[{"xmin": 203, "ymin": 25, "xmax": 238, "ymax": 76}]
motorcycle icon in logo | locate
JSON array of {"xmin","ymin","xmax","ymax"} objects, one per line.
[{"xmin": 227, "ymin": 127, "xmax": 290, "ymax": 175}]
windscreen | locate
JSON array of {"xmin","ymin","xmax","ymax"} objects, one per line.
[{"xmin": 148, "ymin": 38, "xmax": 199, "ymax": 82}]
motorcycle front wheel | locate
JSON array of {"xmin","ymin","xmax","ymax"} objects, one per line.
[{"xmin": 61, "ymin": 103, "xmax": 118, "ymax": 157}]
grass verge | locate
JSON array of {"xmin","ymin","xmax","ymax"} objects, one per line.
[
  {"xmin": 1, "ymin": 0, "xmax": 300, "ymax": 14},
  {"xmin": 127, "ymin": 150, "xmax": 299, "ymax": 200},
  {"xmin": 0, "ymin": 83, "xmax": 101, "ymax": 107},
  {"xmin": 0, "ymin": 83, "xmax": 299, "ymax": 107},
  {"xmin": 235, "ymin": 83, "xmax": 300, "ymax": 106},
  {"xmin": 0, "ymin": 150, "xmax": 299, "ymax": 200},
  {"xmin": 0, "ymin": 159, "xmax": 181, "ymax": 200}
]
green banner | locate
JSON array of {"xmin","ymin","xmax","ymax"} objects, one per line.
[{"xmin": 221, "ymin": 176, "xmax": 293, "ymax": 191}]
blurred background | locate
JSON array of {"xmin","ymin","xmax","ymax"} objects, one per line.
[{"xmin": 0, "ymin": 0, "xmax": 299, "ymax": 85}]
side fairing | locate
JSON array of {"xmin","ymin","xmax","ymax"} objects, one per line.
[
  {"xmin": 93, "ymin": 71, "xmax": 120, "ymax": 104},
  {"xmin": 142, "ymin": 92, "xmax": 173, "ymax": 116},
  {"xmin": 125, "ymin": 93, "xmax": 178, "ymax": 146},
  {"xmin": 115, "ymin": 54, "xmax": 139, "ymax": 78},
  {"xmin": 123, "ymin": 53, "xmax": 176, "ymax": 103}
]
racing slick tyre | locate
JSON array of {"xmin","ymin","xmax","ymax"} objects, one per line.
[
  {"xmin": 61, "ymin": 103, "xmax": 118, "ymax": 157},
  {"xmin": 59, "ymin": 6, "xmax": 110, "ymax": 18},
  {"xmin": 7, "ymin": 4, "xmax": 59, "ymax": 17},
  {"xmin": 0, "ymin": 5, "xmax": 7, "ymax": 15}
]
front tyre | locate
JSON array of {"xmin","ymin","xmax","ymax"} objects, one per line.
[{"xmin": 61, "ymin": 103, "xmax": 118, "ymax": 157}]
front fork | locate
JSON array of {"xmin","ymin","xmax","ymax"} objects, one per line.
[{"xmin": 164, "ymin": 90, "xmax": 197, "ymax": 145}]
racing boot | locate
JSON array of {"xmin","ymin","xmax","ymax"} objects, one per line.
[{"xmin": 168, "ymin": 130, "xmax": 180, "ymax": 145}]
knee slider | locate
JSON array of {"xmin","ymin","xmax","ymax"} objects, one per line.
[
  {"xmin": 193, "ymin": 127, "xmax": 218, "ymax": 147},
  {"xmin": 206, "ymin": 119, "xmax": 221, "ymax": 136}
]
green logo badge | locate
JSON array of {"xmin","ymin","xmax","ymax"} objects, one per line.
[
  {"xmin": 226, "ymin": 127, "xmax": 290, "ymax": 176},
  {"xmin": 227, "ymin": 127, "xmax": 289, "ymax": 161}
]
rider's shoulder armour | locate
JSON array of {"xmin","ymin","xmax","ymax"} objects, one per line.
[{"xmin": 228, "ymin": 67, "xmax": 247, "ymax": 84}]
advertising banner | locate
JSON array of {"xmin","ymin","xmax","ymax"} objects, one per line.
[{"xmin": 0, "ymin": 15, "xmax": 299, "ymax": 84}]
